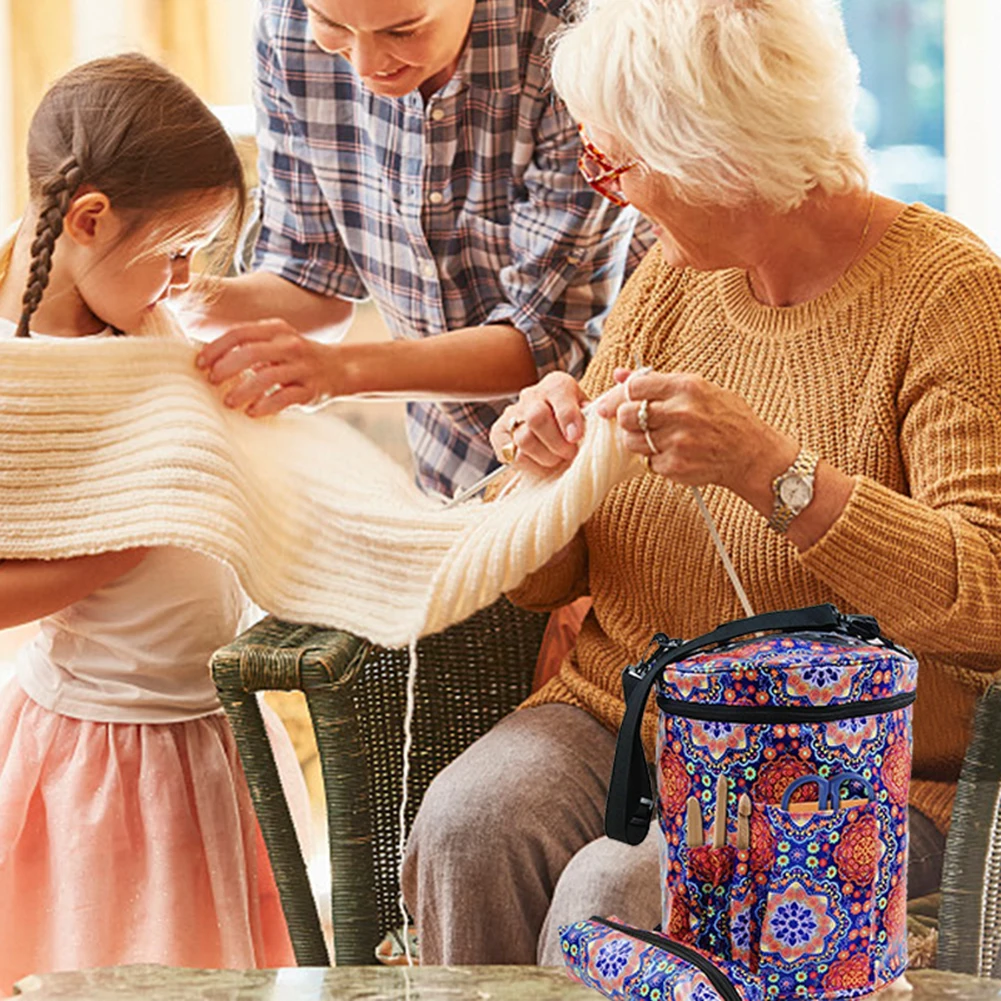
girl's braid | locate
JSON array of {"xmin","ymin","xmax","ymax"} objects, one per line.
[{"xmin": 15, "ymin": 156, "xmax": 84, "ymax": 338}]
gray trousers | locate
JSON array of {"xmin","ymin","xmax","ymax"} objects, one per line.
[
  {"xmin": 402, "ymin": 704, "xmax": 661, "ymax": 966},
  {"xmin": 402, "ymin": 703, "xmax": 945, "ymax": 966}
]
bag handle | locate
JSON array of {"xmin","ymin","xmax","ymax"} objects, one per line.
[{"xmin": 604, "ymin": 603, "xmax": 881, "ymax": 845}]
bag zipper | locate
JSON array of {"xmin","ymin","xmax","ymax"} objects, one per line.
[
  {"xmin": 591, "ymin": 917, "xmax": 742, "ymax": 1001},
  {"xmin": 655, "ymin": 689, "xmax": 915, "ymax": 724}
]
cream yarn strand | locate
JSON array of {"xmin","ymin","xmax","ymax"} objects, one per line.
[
  {"xmin": 398, "ymin": 637, "xmax": 419, "ymax": 966},
  {"xmin": 690, "ymin": 486, "xmax": 755, "ymax": 617}
]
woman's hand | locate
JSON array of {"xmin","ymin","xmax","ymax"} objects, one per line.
[
  {"xmin": 196, "ymin": 319, "xmax": 343, "ymax": 417},
  {"xmin": 489, "ymin": 372, "xmax": 590, "ymax": 475},
  {"xmin": 595, "ymin": 368, "xmax": 798, "ymax": 502}
]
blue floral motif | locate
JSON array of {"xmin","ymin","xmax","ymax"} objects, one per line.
[
  {"xmin": 692, "ymin": 983, "xmax": 719, "ymax": 1001},
  {"xmin": 730, "ymin": 908, "xmax": 751, "ymax": 952},
  {"xmin": 837, "ymin": 715, "xmax": 868, "ymax": 734},
  {"xmin": 769, "ymin": 901, "xmax": 818, "ymax": 948},
  {"xmin": 701, "ymin": 720, "xmax": 735, "ymax": 741},
  {"xmin": 800, "ymin": 664, "xmax": 843, "ymax": 688},
  {"xmin": 595, "ymin": 938, "xmax": 633, "ymax": 978}
]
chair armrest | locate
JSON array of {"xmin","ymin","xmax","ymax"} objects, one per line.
[
  {"xmin": 937, "ymin": 681, "xmax": 1001, "ymax": 977},
  {"xmin": 210, "ymin": 616, "xmax": 368, "ymax": 967},
  {"xmin": 212, "ymin": 616, "xmax": 368, "ymax": 695}
]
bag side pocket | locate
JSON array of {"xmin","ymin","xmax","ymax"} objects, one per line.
[{"xmin": 758, "ymin": 801, "xmax": 882, "ymax": 1000}]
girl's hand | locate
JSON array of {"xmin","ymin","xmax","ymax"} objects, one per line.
[
  {"xmin": 196, "ymin": 319, "xmax": 341, "ymax": 417},
  {"xmin": 489, "ymin": 372, "xmax": 589, "ymax": 475},
  {"xmin": 595, "ymin": 368, "xmax": 798, "ymax": 502}
]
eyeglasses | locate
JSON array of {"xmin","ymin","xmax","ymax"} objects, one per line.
[{"xmin": 577, "ymin": 125, "xmax": 639, "ymax": 207}]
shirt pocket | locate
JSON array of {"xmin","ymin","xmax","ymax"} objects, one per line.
[{"xmin": 454, "ymin": 213, "xmax": 512, "ymax": 316}]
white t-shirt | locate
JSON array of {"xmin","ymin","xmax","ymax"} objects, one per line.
[
  {"xmin": 15, "ymin": 547, "xmax": 245, "ymax": 723},
  {"xmin": 2, "ymin": 318, "xmax": 247, "ymax": 723}
]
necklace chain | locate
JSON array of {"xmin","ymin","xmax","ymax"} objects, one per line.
[
  {"xmin": 747, "ymin": 191, "xmax": 877, "ymax": 302},
  {"xmin": 845, "ymin": 191, "xmax": 877, "ymax": 273}
]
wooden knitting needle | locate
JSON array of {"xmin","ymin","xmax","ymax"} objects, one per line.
[
  {"xmin": 737, "ymin": 793, "xmax": 752, "ymax": 851},
  {"xmin": 713, "ymin": 774, "xmax": 728, "ymax": 848},
  {"xmin": 686, "ymin": 796, "xmax": 704, "ymax": 848}
]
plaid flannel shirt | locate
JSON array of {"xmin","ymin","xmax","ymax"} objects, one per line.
[{"xmin": 253, "ymin": 0, "xmax": 653, "ymax": 496}]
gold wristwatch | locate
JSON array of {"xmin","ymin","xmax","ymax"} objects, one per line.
[{"xmin": 768, "ymin": 450, "xmax": 819, "ymax": 534}]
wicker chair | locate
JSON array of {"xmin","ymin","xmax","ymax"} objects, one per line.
[
  {"xmin": 936, "ymin": 680, "xmax": 1001, "ymax": 977},
  {"xmin": 210, "ymin": 598, "xmax": 548, "ymax": 966}
]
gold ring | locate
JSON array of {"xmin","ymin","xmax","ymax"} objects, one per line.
[
  {"xmin": 643, "ymin": 454, "xmax": 653, "ymax": 474},
  {"xmin": 499, "ymin": 440, "xmax": 518, "ymax": 464},
  {"xmin": 507, "ymin": 416, "xmax": 526, "ymax": 436}
]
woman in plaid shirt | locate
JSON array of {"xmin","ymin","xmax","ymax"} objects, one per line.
[{"xmin": 194, "ymin": 0, "xmax": 650, "ymax": 498}]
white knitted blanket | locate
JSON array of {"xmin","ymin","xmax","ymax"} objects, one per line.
[{"xmin": 0, "ymin": 315, "xmax": 641, "ymax": 647}]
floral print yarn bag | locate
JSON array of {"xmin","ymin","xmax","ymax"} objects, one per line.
[{"xmin": 563, "ymin": 604, "xmax": 917, "ymax": 1001}]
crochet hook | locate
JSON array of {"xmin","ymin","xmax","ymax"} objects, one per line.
[
  {"xmin": 685, "ymin": 796, "xmax": 704, "ymax": 848},
  {"xmin": 736, "ymin": 793, "xmax": 751, "ymax": 851},
  {"xmin": 441, "ymin": 464, "xmax": 513, "ymax": 509},
  {"xmin": 442, "ymin": 398, "xmax": 606, "ymax": 510},
  {"xmin": 713, "ymin": 774, "xmax": 728, "ymax": 848}
]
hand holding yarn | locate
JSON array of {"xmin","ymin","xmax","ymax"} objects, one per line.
[
  {"xmin": 197, "ymin": 318, "xmax": 341, "ymax": 417},
  {"xmin": 489, "ymin": 372, "xmax": 590, "ymax": 475},
  {"xmin": 595, "ymin": 368, "xmax": 797, "ymax": 497}
]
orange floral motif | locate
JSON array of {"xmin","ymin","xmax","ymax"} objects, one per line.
[
  {"xmin": 823, "ymin": 954, "xmax": 872, "ymax": 992},
  {"xmin": 834, "ymin": 812, "xmax": 879, "ymax": 885},
  {"xmin": 753, "ymin": 756, "xmax": 813, "ymax": 805},
  {"xmin": 884, "ymin": 880, "xmax": 907, "ymax": 944},
  {"xmin": 688, "ymin": 844, "xmax": 734, "ymax": 886},
  {"xmin": 659, "ymin": 748, "xmax": 691, "ymax": 815},
  {"xmin": 667, "ymin": 892, "xmax": 695, "ymax": 944},
  {"xmin": 882, "ymin": 739, "xmax": 911, "ymax": 806},
  {"xmin": 749, "ymin": 809, "xmax": 776, "ymax": 873}
]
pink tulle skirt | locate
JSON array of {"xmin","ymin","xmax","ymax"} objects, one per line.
[{"xmin": 0, "ymin": 680, "xmax": 302, "ymax": 993}]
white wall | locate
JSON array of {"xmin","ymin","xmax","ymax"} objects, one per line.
[
  {"xmin": 945, "ymin": 0, "xmax": 1001, "ymax": 250},
  {"xmin": 71, "ymin": 0, "xmax": 147, "ymax": 62}
]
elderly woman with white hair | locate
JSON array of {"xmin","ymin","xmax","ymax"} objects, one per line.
[{"xmin": 403, "ymin": 0, "xmax": 1001, "ymax": 966}]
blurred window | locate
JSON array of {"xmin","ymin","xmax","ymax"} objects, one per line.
[{"xmin": 843, "ymin": 0, "xmax": 946, "ymax": 209}]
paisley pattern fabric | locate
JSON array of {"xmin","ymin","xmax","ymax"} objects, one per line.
[
  {"xmin": 561, "ymin": 917, "xmax": 763, "ymax": 1001},
  {"xmin": 657, "ymin": 632, "xmax": 917, "ymax": 1001}
]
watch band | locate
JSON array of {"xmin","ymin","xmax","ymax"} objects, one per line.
[{"xmin": 768, "ymin": 450, "xmax": 819, "ymax": 534}]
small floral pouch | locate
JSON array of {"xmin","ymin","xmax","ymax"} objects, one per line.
[
  {"xmin": 561, "ymin": 915, "xmax": 763, "ymax": 1001},
  {"xmin": 605, "ymin": 605, "xmax": 917, "ymax": 1001}
]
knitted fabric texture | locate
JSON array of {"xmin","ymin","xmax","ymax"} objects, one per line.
[
  {"xmin": 0, "ymin": 310, "xmax": 642, "ymax": 648},
  {"xmin": 515, "ymin": 204, "xmax": 1001, "ymax": 834}
]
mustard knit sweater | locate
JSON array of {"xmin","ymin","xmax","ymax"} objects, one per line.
[{"xmin": 514, "ymin": 204, "xmax": 1001, "ymax": 834}]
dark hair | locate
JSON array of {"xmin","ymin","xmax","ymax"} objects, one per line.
[{"xmin": 16, "ymin": 53, "xmax": 246, "ymax": 338}]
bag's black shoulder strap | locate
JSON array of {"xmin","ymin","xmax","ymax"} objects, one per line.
[{"xmin": 604, "ymin": 604, "xmax": 847, "ymax": 845}]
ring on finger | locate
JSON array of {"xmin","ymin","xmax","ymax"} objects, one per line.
[
  {"xmin": 637, "ymin": 398, "xmax": 650, "ymax": 433},
  {"xmin": 507, "ymin": 416, "xmax": 526, "ymax": 437},
  {"xmin": 499, "ymin": 440, "xmax": 518, "ymax": 465}
]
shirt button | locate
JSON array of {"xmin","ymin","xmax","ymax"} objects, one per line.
[
  {"xmin": 421, "ymin": 262, "xmax": 437, "ymax": 279},
  {"xmin": 431, "ymin": 108, "xmax": 445, "ymax": 122},
  {"xmin": 428, "ymin": 191, "xmax": 444, "ymax": 205}
]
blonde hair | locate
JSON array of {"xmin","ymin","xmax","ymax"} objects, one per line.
[{"xmin": 551, "ymin": 0, "xmax": 869, "ymax": 212}]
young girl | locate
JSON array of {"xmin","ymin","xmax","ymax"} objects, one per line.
[{"xmin": 0, "ymin": 55, "xmax": 303, "ymax": 989}]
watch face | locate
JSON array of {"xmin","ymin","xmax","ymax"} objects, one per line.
[{"xmin": 780, "ymin": 476, "xmax": 813, "ymax": 510}]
